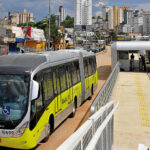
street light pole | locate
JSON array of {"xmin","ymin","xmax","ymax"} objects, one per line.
[{"xmin": 48, "ymin": 0, "xmax": 51, "ymax": 51}]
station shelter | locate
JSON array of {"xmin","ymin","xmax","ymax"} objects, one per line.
[{"xmin": 111, "ymin": 41, "xmax": 150, "ymax": 72}]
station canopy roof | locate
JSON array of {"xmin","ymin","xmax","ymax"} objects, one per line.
[{"xmin": 111, "ymin": 41, "xmax": 150, "ymax": 51}]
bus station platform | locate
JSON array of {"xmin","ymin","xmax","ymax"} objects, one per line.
[{"xmin": 111, "ymin": 72, "xmax": 150, "ymax": 150}]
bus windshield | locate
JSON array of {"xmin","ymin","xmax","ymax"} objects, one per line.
[{"xmin": 0, "ymin": 75, "xmax": 29, "ymax": 123}]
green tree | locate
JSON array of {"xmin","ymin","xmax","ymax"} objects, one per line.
[
  {"xmin": 18, "ymin": 22, "xmax": 36, "ymax": 27},
  {"xmin": 109, "ymin": 30, "xmax": 117, "ymax": 37},
  {"xmin": 118, "ymin": 32, "xmax": 127, "ymax": 35},
  {"xmin": 51, "ymin": 24, "xmax": 64, "ymax": 50},
  {"xmin": 61, "ymin": 15, "xmax": 74, "ymax": 28},
  {"xmin": 35, "ymin": 14, "xmax": 65, "ymax": 50},
  {"xmin": 95, "ymin": 32, "xmax": 104, "ymax": 40}
]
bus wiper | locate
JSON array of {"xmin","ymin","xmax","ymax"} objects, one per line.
[{"xmin": 8, "ymin": 116, "xmax": 15, "ymax": 126}]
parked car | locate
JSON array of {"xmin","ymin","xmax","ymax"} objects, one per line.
[{"xmin": 89, "ymin": 46, "xmax": 99, "ymax": 53}]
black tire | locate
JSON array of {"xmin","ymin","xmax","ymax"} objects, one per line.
[
  {"xmin": 43, "ymin": 116, "xmax": 54, "ymax": 142},
  {"xmin": 42, "ymin": 122, "xmax": 51, "ymax": 142},
  {"xmin": 70, "ymin": 100, "xmax": 77, "ymax": 118},
  {"xmin": 89, "ymin": 86, "xmax": 94, "ymax": 100},
  {"xmin": 91, "ymin": 86, "xmax": 94, "ymax": 96}
]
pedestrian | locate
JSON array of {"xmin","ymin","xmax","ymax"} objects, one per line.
[
  {"xmin": 131, "ymin": 53, "xmax": 134, "ymax": 60},
  {"xmin": 130, "ymin": 53, "xmax": 135, "ymax": 71},
  {"xmin": 140, "ymin": 55, "xmax": 146, "ymax": 71}
]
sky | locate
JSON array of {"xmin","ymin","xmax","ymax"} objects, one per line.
[{"xmin": 0, "ymin": 0, "xmax": 150, "ymax": 22}]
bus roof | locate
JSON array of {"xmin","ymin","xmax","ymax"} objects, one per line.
[
  {"xmin": 0, "ymin": 50, "xmax": 93, "ymax": 74},
  {"xmin": 59, "ymin": 49, "xmax": 95, "ymax": 57},
  {"xmin": 111, "ymin": 41, "xmax": 150, "ymax": 51}
]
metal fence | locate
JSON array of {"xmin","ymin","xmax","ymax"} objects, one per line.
[
  {"xmin": 138, "ymin": 144, "xmax": 150, "ymax": 150},
  {"xmin": 91, "ymin": 62, "xmax": 120, "ymax": 115},
  {"xmin": 57, "ymin": 101, "xmax": 119, "ymax": 150},
  {"xmin": 86, "ymin": 103, "xmax": 119, "ymax": 150}
]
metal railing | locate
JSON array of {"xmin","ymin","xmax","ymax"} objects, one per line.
[
  {"xmin": 138, "ymin": 144, "xmax": 150, "ymax": 150},
  {"xmin": 86, "ymin": 103, "xmax": 119, "ymax": 150},
  {"xmin": 57, "ymin": 101, "xmax": 119, "ymax": 150},
  {"xmin": 91, "ymin": 62, "xmax": 120, "ymax": 115}
]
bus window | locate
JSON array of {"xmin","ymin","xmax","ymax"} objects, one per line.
[
  {"xmin": 59, "ymin": 67, "xmax": 67, "ymax": 92},
  {"xmin": 53, "ymin": 71, "xmax": 57, "ymax": 96},
  {"xmin": 56, "ymin": 70, "xmax": 61, "ymax": 95},
  {"xmin": 93, "ymin": 57, "xmax": 97, "ymax": 72},
  {"xmin": 66, "ymin": 65, "xmax": 72, "ymax": 88},
  {"xmin": 88, "ymin": 59, "xmax": 92, "ymax": 76},
  {"xmin": 84, "ymin": 59, "xmax": 88, "ymax": 78},
  {"xmin": 90, "ymin": 57, "xmax": 96, "ymax": 73},
  {"xmin": 43, "ymin": 71, "xmax": 54, "ymax": 106},
  {"xmin": 90, "ymin": 57, "xmax": 94, "ymax": 74},
  {"xmin": 75, "ymin": 62, "xmax": 80, "ymax": 82},
  {"xmin": 72, "ymin": 62, "xmax": 78, "ymax": 85}
]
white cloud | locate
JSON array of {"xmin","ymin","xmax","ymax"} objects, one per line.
[
  {"xmin": 95, "ymin": 11, "xmax": 102, "ymax": 17},
  {"xmin": 94, "ymin": 0, "xmax": 107, "ymax": 7},
  {"xmin": 135, "ymin": 3, "xmax": 150, "ymax": 11}
]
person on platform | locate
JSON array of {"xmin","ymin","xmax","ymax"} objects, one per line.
[
  {"xmin": 130, "ymin": 53, "xmax": 135, "ymax": 71},
  {"xmin": 140, "ymin": 55, "xmax": 146, "ymax": 71}
]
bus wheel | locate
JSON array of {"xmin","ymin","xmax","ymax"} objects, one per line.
[
  {"xmin": 91, "ymin": 85, "xmax": 94, "ymax": 96},
  {"xmin": 89, "ymin": 85, "xmax": 94, "ymax": 100},
  {"xmin": 43, "ymin": 115, "xmax": 54, "ymax": 142},
  {"xmin": 70, "ymin": 99, "xmax": 77, "ymax": 118}
]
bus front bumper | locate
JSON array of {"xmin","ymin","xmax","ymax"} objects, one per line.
[{"xmin": 0, "ymin": 129, "xmax": 37, "ymax": 149}]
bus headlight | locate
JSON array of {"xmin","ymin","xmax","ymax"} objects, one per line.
[{"xmin": 13, "ymin": 122, "xmax": 28, "ymax": 137}]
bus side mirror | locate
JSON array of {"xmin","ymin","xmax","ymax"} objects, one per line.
[{"xmin": 31, "ymin": 80, "xmax": 39, "ymax": 100}]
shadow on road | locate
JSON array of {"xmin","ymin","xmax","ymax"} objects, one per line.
[{"xmin": 97, "ymin": 65, "xmax": 112, "ymax": 80}]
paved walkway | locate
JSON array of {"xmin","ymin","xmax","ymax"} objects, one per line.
[{"xmin": 111, "ymin": 72, "xmax": 150, "ymax": 150}]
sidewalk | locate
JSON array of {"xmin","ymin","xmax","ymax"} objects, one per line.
[{"xmin": 111, "ymin": 72, "xmax": 150, "ymax": 150}]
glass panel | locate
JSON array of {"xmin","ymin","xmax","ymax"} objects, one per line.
[
  {"xmin": 66, "ymin": 66, "xmax": 72, "ymax": 88},
  {"xmin": 119, "ymin": 51, "xmax": 129, "ymax": 60},
  {"xmin": 88, "ymin": 59, "xmax": 92, "ymax": 76},
  {"xmin": 72, "ymin": 63, "xmax": 78, "ymax": 85},
  {"xmin": 84, "ymin": 60, "xmax": 88, "ymax": 78},
  {"xmin": 53, "ymin": 72, "xmax": 57, "ymax": 95},
  {"xmin": 43, "ymin": 72, "xmax": 54, "ymax": 101},
  {"xmin": 75, "ymin": 62, "xmax": 80, "ymax": 82},
  {"xmin": 59, "ymin": 67, "xmax": 67, "ymax": 92},
  {"xmin": 0, "ymin": 75, "xmax": 29, "ymax": 121}
]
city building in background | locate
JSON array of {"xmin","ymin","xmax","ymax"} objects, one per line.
[
  {"xmin": 121, "ymin": 6, "xmax": 130, "ymax": 18},
  {"xmin": 102, "ymin": 6, "xmax": 109, "ymax": 21},
  {"xmin": 8, "ymin": 9, "xmax": 34, "ymax": 26},
  {"xmin": 113, "ymin": 5, "xmax": 118, "ymax": 27},
  {"xmin": 55, "ymin": 13, "xmax": 61, "ymax": 26},
  {"xmin": 133, "ymin": 15, "xmax": 143, "ymax": 33},
  {"xmin": 75, "ymin": 0, "xmax": 92, "ymax": 26},
  {"xmin": 108, "ymin": 7, "xmax": 114, "ymax": 29},
  {"xmin": 118, "ymin": 8, "xmax": 123, "ymax": 25},
  {"xmin": 59, "ymin": 6, "xmax": 66, "ymax": 23},
  {"xmin": 143, "ymin": 13, "xmax": 150, "ymax": 34}
]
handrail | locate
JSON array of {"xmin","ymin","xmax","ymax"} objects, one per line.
[
  {"xmin": 86, "ymin": 103, "xmax": 119, "ymax": 150},
  {"xmin": 138, "ymin": 144, "xmax": 150, "ymax": 150},
  {"xmin": 57, "ymin": 101, "xmax": 118, "ymax": 150},
  {"xmin": 91, "ymin": 62, "xmax": 120, "ymax": 115}
]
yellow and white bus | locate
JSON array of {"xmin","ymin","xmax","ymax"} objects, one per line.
[{"xmin": 0, "ymin": 50, "xmax": 98, "ymax": 149}]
